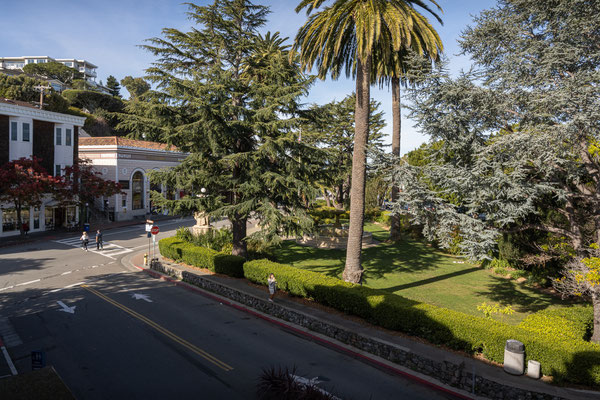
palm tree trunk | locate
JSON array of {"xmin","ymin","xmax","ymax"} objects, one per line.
[
  {"xmin": 343, "ymin": 54, "xmax": 371, "ymax": 284},
  {"xmin": 390, "ymin": 76, "xmax": 402, "ymax": 240}
]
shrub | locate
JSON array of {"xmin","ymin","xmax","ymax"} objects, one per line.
[
  {"xmin": 375, "ymin": 211, "xmax": 391, "ymax": 226},
  {"xmin": 309, "ymin": 206, "xmax": 349, "ymax": 225},
  {"xmin": 176, "ymin": 226, "xmax": 233, "ymax": 252},
  {"xmin": 364, "ymin": 207, "xmax": 382, "ymax": 222},
  {"xmin": 158, "ymin": 236, "xmax": 244, "ymax": 277},
  {"xmin": 243, "ymin": 259, "xmax": 600, "ymax": 387},
  {"xmin": 519, "ymin": 306, "xmax": 593, "ymax": 342}
]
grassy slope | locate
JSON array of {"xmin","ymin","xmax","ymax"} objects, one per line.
[{"xmin": 273, "ymin": 223, "xmax": 575, "ymax": 324}]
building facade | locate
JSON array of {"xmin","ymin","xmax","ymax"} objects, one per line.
[
  {"xmin": 78, "ymin": 137, "xmax": 187, "ymax": 221},
  {"xmin": 0, "ymin": 56, "xmax": 98, "ymax": 82},
  {"xmin": 0, "ymin": 99, "xmax": 86, "ymax": 237}
]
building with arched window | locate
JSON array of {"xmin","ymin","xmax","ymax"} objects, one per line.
[{"xmin": 78, "ymin": 137, "xmax": 187, "ymax": 221}]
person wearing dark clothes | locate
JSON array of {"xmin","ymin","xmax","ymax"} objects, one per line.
[{"xmin": 95, "ymin": 230, "xmax": 103, "ymax": 250}]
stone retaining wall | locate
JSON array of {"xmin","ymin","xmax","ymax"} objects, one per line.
[{"xmin": 150, "ymin": 261, "xmax": 568, "ymax": 400}]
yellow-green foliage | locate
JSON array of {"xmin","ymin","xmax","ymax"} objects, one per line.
[
  {"xmin": 158, "ymin": 237, "xmax": 244, "ymax": 277},
  {"xmin": 477, "ymin": 302, "xmax": 515, "ymax": 321},
  {"xmin": 244, "ymin": 259, "xmax": 600, "ymax": 387},
  {"xmin": 519, "ymin": 306, "xmax": 593, "ymax": 342}
]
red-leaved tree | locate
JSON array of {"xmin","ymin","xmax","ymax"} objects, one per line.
[
  {"xmin": 63, "ymin": 159, "xmax": 122, "ymax": 224},
  {"xmin": 0, "ymin": 157, "xmax": 65, "ymax": 235}
]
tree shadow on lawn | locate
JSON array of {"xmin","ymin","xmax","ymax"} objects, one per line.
[
  {"xmin": 474, "ymin": 276, "xmax": 576, "ymax": 314},
  {"xmin": 274, "ymin": 241, "xmax": 346, "ymax": 278},
  {"xmin": 362, "ymin": 240, "xmax": 462, "ymax": 280},
  {"xmin": 376, "ymin": 266, "xmax": 482, "ymax": 293}
]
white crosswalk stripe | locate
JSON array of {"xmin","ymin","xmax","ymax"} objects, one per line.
[
  {"xmin": 52, "ymin": 237, "xmax": 133, "ymax": 259},
  {"xmin": 0, "ymin": 317, "xmax": 22, "ymax": 348}
]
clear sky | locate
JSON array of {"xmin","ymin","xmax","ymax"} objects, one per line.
[{"xmin": 0, "ymin": 0, "xmax": 497, "ymax": 155}]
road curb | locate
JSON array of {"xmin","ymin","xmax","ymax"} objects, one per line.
[{"xmin": 127, "ymin": 256, "xmax": 476, "ymax": 400}]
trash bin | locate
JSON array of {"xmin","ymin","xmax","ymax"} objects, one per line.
[
  {"xmin": 83, "ymin": 223, "xmax": 90, "ymax": 232},
  {"xmin": 504, "ymin": 339, "xmax": 525, "ymax": 375},
  {"xmin": 527, "ymin": 360, "xmax": 541, "ymax": 379}
]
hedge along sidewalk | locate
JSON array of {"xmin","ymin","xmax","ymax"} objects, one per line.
[{"xmin": 145, "ymin": 254, "xmax": 596, "ymax": 400}]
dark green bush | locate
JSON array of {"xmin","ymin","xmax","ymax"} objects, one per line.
[
  {"xmin": 243, "ymin": 259, "xmax": 600, "ymax": 387},
  {"xmin": 364, "ymin": 207, "xmax": 382, "ymax": 222},
  {"xmin": 176, "ymin": 226, "xmax": 233, "ymax": 252},
  {"xmin": 158, "ymin": 237, "xmax": 244, "ymax": 277},
  {"xmin": 62, "ymin": 89, "xmax": 124, "ymax": 113},
  {"xmin": 309, "ymin": 206, "xmax": 349, "ymax": 225}
]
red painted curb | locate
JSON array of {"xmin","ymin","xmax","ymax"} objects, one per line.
[{"xmin": 133, "ymin": 262, "xmax": 473, "ymax": 400}]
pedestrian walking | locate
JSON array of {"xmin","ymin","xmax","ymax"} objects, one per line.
[
  {"xmin": 80, "ymin": 231, "xmax": 89, "ymax": 251},
  {"xmin": 95, "ymin": 229, "xmax": 103, "ymax": 250},
  {"xmin": 268, "ymin": 273, "xmax": 277, "ymax": 302}
]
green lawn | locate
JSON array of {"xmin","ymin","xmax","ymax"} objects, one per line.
[{"xmin": 273, "ymin": 223, "xmax": 577, "ymax": 324}]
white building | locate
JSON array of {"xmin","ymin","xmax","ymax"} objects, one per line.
[
  {"xmin": 0, "ymin": 99, "xmax": 86, "ymax": 237},
  {"xmin": 0, "ymin": 56, "xmax": 98, "ymax": 82},
  {"xmin": 78, "ymin": 137, "xmax": 187, "ymax": 221}
]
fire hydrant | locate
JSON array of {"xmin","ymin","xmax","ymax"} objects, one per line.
[{"xmin": 144, "ymin": 254, "xmax": 148, "ymax": 266}]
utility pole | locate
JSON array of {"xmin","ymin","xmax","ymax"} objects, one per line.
[{"xmin": 33, "ymin": 85, "xmax": 51, "ymax": 110}]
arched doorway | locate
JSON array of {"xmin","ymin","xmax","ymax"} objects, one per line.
[{"xmin": 132, "ymin": 171, "xmax": 145, "ymax": 210}]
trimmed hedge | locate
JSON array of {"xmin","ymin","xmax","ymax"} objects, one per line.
[
  {"xmin": 244, "ymin": 259, "xmax": 600, "ymax": 387},
  {"xmin": 518, "ymin": 306, "xmax": 593, "ymax": 342},
  {"xmin": 158, "ymin": 237, "xmax": 244, "ymax": 277}
]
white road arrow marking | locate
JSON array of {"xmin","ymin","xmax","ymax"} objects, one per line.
[
  {"xmin": 57, "ymin": 301, "xmax": 76, "ymax": 314},
  {"xmin": 131, "ymin": 293, "xmax": 153, "ymax": 303}
]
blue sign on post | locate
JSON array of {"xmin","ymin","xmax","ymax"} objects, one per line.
[
  {"xmin": 31, "ymin": 350, "xmax": 46, "ymax": 370},
  {"xmin": 84, "ymin": 223, "xmax": 90, "ymax": 232},
  {"xmin": 147, "ymin": 232, "xmax": 152, "ymax": 238}
]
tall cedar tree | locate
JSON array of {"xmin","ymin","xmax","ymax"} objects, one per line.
[
  {"xmin": 125, "ymin": 1, "xmax": 322, "ymax": 257},
  {"xmin": 300, "ymin": 93, "xmax": 386, "ymax": 209},
  {"xmin": 384, "ymin": 0, "xmax": 600, "ymax": 341},
  {"xmin": 0, "ymin": 157, "xmax": 65, "ymax": 236}
]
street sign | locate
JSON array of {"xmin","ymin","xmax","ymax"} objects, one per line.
[
  {"xmin": 31, "ymin": 350, "xmax": 46, "ymax": 370},
  {"xmin": 147, "ymin": 232, "xmax": 152, "ymax": 238},
  {"xmin": 145, "ymin": 220, "xmax": 154, "ymax": 232},
  {"xmin": 151, "ymin": 226, "xmax": 159, "ymax": 235}
]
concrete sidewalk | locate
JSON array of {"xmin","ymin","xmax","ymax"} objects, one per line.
[{"xmin": 124, "ymin": 251, "xmax": 600, "ymax": 400}]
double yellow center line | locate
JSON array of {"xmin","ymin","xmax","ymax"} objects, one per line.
[{"xmin": 81, "ymin": 284, "xmax": 233, "ymax": 372}]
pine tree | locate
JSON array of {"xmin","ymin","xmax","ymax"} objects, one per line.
[
  {"xmin": 106, "ymin": 75, "xmax": 121, "ymax": 97},
  {"xmin": 301, "ymin": 94, "xmax": 386, "ymax": 209},
  {"xmin": 122, "ymin": 1, "xmax": 323, "ymax": 257}
]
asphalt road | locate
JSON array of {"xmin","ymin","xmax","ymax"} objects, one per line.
[{"xmin": 0, "ymin": 219, "xmax": 461, "ymax": 399}]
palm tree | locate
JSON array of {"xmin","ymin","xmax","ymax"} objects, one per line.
[
  {"xmin": 372, "ymin": 5, "xmax": 443, "ymax": 240},
  {"xmin": 293, "ymin": 0, "xmax": 441, "ymax": 283}
]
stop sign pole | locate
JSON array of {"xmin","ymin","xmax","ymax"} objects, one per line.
[
  {"xmin": 145, "ymin": 220, "xmax": 153, "ymax": 265},
  {"xmin": 151, "ymin": 225, "xmax": 160, "ymax": 262}
]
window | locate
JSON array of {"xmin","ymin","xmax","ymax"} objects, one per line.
[
  {"xmin": 45, "ymin": 207, "xmax": 54, "ymax": 230},
  {"xmin": 33, "ymin": 207, "xmax": 40, "ymax": 229},
  {"xmin": 55, "ymin": 164, "xmax": 61, "ymax": 177},
  {"xmin": 10, "ymin": 121, "xmax": 17, "ymax": 141},
  {"xmin": 132, "ymin": 171, "xmax": 145, "ymax": 210},
  {"xmin": 56, "ymin": 128, "xmax": 62, "ymax": 145},
  {"xmin": 122, "ymin": 194, "xmax": 127, "ymax": 209},
  {"xmin": 22, "ymin": 123, "xmax": 30, "ymax": 142},
  {"xmin": 2, "ymin": 208, "xmax": 17, "ymax": 232},
  {"xmin": 65, "ymin": 129, "xmax": 72, "ymax": 146}
]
